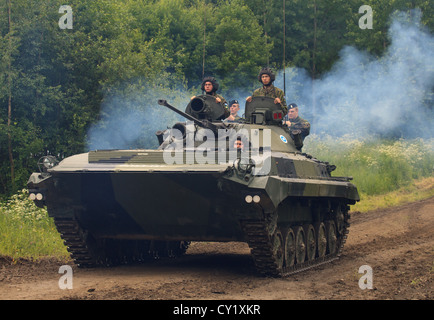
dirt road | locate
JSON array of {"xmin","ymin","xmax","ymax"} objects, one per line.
[{"xmin": 0, "ymin": 197, "xmax": 432, "ymax": 301}]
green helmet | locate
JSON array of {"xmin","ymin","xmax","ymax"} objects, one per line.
[
  {"xmin": 258, "ymin": 67, "xmax": 275, "ymax": 84},
  {"xmin": 201, "ymin": 76, "xmax": 219, "ymax": 93}
]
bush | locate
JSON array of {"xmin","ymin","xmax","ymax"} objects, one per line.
[
  {"xmin": 304, "ymin": 135, "xmax": 434, "ymax": 196},
  {"xmin": 0, "ymin": 189, "xmax": 69, "ymax": 260}
]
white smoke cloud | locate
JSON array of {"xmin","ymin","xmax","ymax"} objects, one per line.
[
  {"xmin": 274, "ymin": 9, "xmax": 434, "ymax": 139},
  {"xmin": 86, "ymin": 84, "xmax": 190, "ymax": 150},
  {"xmin": 87, "ymin": 9, "xmax": 433, "ymax": 151}
]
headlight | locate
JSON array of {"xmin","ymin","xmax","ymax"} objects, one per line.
[{"xmin": 38, "ymin": 156, "xmax": 59, "ymax": 173}]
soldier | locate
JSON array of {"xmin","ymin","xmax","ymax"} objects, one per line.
[
  {"xmin": 283, "ymin": 103, "xmax": 310, "ymax": 141},
  {"xmin": 224, "ymin": 100, "xmax": 242, "ymax": 122},
  {"xmin": 234, "ymin": 137, "xmax": 244, "ymax": 150},
  {"xmin": 192, "ymin": 76, "xmax": 227, "ymax": 105},
  {"xmin": 192, "ymin": 76, "xmax": 228, "ymax": 117},
  {"xmin": 246, "ymin": 67, "xmax": 287, "ymax": 113}
]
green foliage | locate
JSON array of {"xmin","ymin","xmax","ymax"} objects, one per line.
[
  {"xmin": 345, "ymin": 0, "xmax": 434, "ymax": 57},
  {"xmin": 0, "ymin": 189, "xmax": 69, "ymax": 259},
  {"xmin": 304, "ymin": 135, "xmax": 434, "ymax": 196},
  {"xmin": 206, "ymin": 0, "xmax": 273, "ymax": 93},
  {"xmin": 0, "ymin": 0, "xmax": 433, "ymax": 196}
]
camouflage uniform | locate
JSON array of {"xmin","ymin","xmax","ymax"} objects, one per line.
[
  {"xmin": 252, "ymin": 85, "xmax": 287, "ymax": 114},
  {"xmin": 208, "ymin": 92, "xmax": 227, "ymax": 106},
  {"xmin": 200, "ymin": 76, "xmax": 228, "ymax": 117},
  {"xmin": 207, "ymin": 92, "xmax": 229, "ymax": 117},
  {"xmin": 224, "ymin": 115, "xmax": 242, "ymax": 123},
  {"xmin": 283, "ymin": 115, "xmax": 310, "ymax": 140}
]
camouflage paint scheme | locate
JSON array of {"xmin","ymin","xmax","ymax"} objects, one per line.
[{"xmin": 28, "ymin": 96, "xmax": 359, "ymax": 275}]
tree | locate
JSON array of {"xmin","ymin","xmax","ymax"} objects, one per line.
[
  {"xmin": 345, "ymin": 0, "xmax": 434, "ymax": 56},
  {"xmin": 0, "ymin": 0, "xmax": 20, "ymax": 193},
  {"xmin": 205, "ymin": 0, "xmax": 272, "ymax": 95},
  {"xmin": 130, "ymin": 0, "xmax": 205, "ymax": 85}
]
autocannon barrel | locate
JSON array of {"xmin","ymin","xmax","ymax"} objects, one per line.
[
  {"xmin": 158, "ymin": 99, "xmax": 217, "ymax": 133},
  {"xmin": 158, "ymin": 99, "xmax": 201, "ymax": 125}
]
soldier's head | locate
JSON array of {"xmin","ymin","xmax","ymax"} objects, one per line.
[
  {"xmin": 234, "ymin": 137, "xmax": 244, "ymax": 150},
  {"xmin": 229, "ymin": 100, "xmax": 240, "ymax": 116},
  {"xmin": 258, "ymin": 67, "xmax": 275, "ymax": 86},
  {"xmin": 287, "ymin": 103, "xmax": 299, "ymax": 119},
  {"xmin": 201, "ymin": 76, "xmax": 219, "ymax": 93}
]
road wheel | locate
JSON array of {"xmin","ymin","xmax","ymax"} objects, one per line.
[
  {"xmin": 284, "ymin": 228, "xmax": 296, "ymax": 267},
  {"xmin": 295, "ymin": 227, "xmax": 306, "ymax": 264},
  {"xmin": 317, "ymin": 223, "xmax": 327, "ymax": 258},
  {"xmin": 327, "ymin": 221, "xmax": 338, "ymax": 254},
  {"xmin": 272, "ymin": 229, "xmax": 284, "ymax": 271},
  {"xmin": 306, "ymin": 224, "xmax": 316, "ymax": 261}
]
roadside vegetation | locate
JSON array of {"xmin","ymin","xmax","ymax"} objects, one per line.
[
  {"xmin": 0, "ymin": 189, "xmax": 69, "ymax": 261},
  {"xmin": 304, "ymin": 135, "xmax": 434, "ymax": 204},
  {"xmin": 1, "ymin": 137, "xmax": 433, "ymax": 260}
]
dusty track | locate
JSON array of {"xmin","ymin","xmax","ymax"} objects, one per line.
[{"xmin": 0, "ymin": 197, "xmax": 433, "ymax": 300}]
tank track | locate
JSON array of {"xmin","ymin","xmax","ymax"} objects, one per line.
[
  {"xmin": 53, "ymin": 217, "xmax": 189, "ymax": 267},
  {"xmin": 242, "ymin": 204, "xmax": 351, "ymax": 277},
  {"xmin": 54, "ymin": 217, "xmax": 97, "ymax": 267}
]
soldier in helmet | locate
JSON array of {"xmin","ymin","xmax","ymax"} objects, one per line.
[
  {"xmin": 246, "ymin": 67, "xmax": 287, "ymax": 113},
  {"xmin": 283, "ymin": 103, "xmax": 310, "ymax": 141},
  {"xmin": 191, "ymin": 76, "xmax": 228, "ymax": 117},
  {"xmin": 192, "ymin": 76, "xmax": 227, "ymax": 105}
]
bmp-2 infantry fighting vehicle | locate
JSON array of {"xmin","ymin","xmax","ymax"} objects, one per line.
[{"xmin": 28, "ymin": 96, "xmax": 359, "ymax": 276}]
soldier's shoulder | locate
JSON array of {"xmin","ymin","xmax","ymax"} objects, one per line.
[
  {"xmin": 300, "ymin": 118, "xmax": 310, "ymax": 127},
  {"xmin": 274, "ymin": 85, "xmax": 284, "ymax": 93}
]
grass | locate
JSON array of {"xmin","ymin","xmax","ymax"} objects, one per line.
[
  {"xmin": 304, "ymin": 135, "xmax": 434, "ymax": 212},
  {"xmin": 0, "ymin": 189, "xmax": 69, "ymax": 261},
  {"xmin": 0, "ymin": 136, "xmax": 433, "ymax": 260},
  {"xmin": 304, "ymin": 135, "xmax": 434, "ymax": 196},
  {"xmin": 352, "ymin": 176, "xmax": 434, "ymax": 212}
]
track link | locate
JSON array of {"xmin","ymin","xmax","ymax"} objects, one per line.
[
  {"xmin": 54, "ymin": 217, "xmax": 189, "ymax": 267},
  {"xmin": 242, "ymin": 205, "xmax": 351, "ymax": 277},
  {"xmin": 54, "ymin": 217, "xmax": 97, "ymax": 267}
]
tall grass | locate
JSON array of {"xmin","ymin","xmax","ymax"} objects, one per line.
[
  {"xmin": 0, "ymin": 189, "xmax": 69, "ymax": 261},
  {"xmin": 304, "ymin": 135, "xmax": 434, "ymax": 196}
]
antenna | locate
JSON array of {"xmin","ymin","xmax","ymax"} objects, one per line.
[
  {"xmin": 264, "ymin": 1, "xmax": 269, "ymax": 66},
  {"xmin": 202, "ymin": 1, "xmax": 206, "ymax": 79},
  {"xmin": 283, "ymin": 0, "xmax": 286, "ymax": 96}
]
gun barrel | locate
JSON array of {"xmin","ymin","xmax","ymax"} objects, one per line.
[
  {"xmin": 158, "ymin": 99, "xmax": 217, "ymax": 132},
  {"xmin": 158, "ymin": 99, "xmax": 202, "ymax": 126}
]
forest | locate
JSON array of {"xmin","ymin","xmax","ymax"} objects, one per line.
[{"xmin": 0, "ymin": 0, "xmax": 433, "ymax": 196}]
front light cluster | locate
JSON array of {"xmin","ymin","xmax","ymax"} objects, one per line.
[
  {"xmin": 38, "ymin": 156, "xmax": 59, "ymax": 173},
  {"xmin": 245, "ymin": 194, "xmax": 261, "ymax": 204},
  {"xmin": 29, "ymin": 192, "xmax": 44, "ymax": 201}
]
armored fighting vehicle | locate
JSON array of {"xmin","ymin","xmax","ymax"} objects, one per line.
[{"xmin": 28, "ymin": 96, "xmax": 359, "ymax": 276}]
